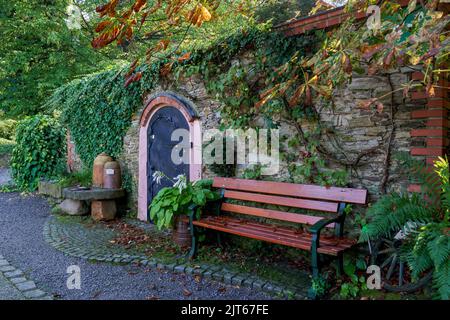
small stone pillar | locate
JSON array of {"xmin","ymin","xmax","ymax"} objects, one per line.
[{"xmin": 91, "ymin": 200, "xmax": 116, "ymax": 221}]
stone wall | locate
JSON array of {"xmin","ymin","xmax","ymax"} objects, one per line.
[
  {"xmin": 66, "ymin": 66, "xmax": 428, "ymax": 213},
  {"xmin": 113, "ymin": 69, "xmax": 425, "ymax": 212}
]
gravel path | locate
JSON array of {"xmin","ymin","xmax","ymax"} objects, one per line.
[{"xmin": 0, "ymin": 192, "xmax": 272, "ymax": 300}]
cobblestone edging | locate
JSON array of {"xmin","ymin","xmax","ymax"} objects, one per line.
[
  {"xmin": 43, "ymin": 216, "xmax": 309, "ymax": 299},
  {"xmin": 0, "ymin": 254, "xmax": 53, "ymax": 300}
]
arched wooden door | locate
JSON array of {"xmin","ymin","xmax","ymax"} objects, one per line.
[{"xmin": 147, "ymin": 106, "xmax": 190, "ymax": 205}]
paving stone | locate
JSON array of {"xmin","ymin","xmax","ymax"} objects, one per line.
[
  {"xmin": 24, "ymin": 289, "xmax": 47, "ymax": 299},
  {"xmin": 165, "ymin": 263, "xmax": 176, "ymax": 271},
  {"xmin": 271, "ymin": 285, "xmax": 284, "ymax": 295},
  {"xmin": 184, "ymin": 266, "xmax": 194, "ymax": 274},
  {"xmin": 252, "ymin": 280, "xmax": 266, "ymax": 290},
  {"xmin": 192, "ymin": 268, "xmax": 206, "ymax": 276},
  {"xmin": 174, "ymin": 265, "xmax": 186, "ymax": 273},
  {"xmin": 223, "ymin": 273, "xmax": 237, "ymax": 284},
  {"xmin": 16, "ymin": 280, "xmax": 37, "ymax": 291},
  {"xmin": 231, "ymin": 275, "xmax": 245, "ymax": 286},
  {"xmin": 0, "ymin": 260, "xmax": 9, "ymax": 267},
  {"xmin": 140, "ymin": 259, "xmax": 149, "ymax": 266},
  {"xmin": 147, "ymin": 260, "xmax": 158, "ymax": 267},
  {"xmin": 262, "ymin": 283, "xmax": 274, "ymax": 293},
  {"xmin": 202, "ymin": 270, "xmax": 213, "ymax": 279},
  {"xmin": 4, "ymin": 269, "xmax": 24, "ymax": 278},
  {"xmin": 0, "ymin": 265, "xmax": 15, "ymax": 272},
  {"xmin": 212, "ymin": 272, "xmax": 224, "ymax": 281},
  {"xmin": 10, "ymin": 277, "xmax": 28, "ymax": 284}
]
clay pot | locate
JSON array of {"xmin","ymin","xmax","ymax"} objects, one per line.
[
  {"xmin": 172, "ymin": 216, "xmax": 192, "ymax": 248},
  {"xmin": 103, "ymin": 161, "xmax": 122, "ymax": 189},
  {"xmin": 92, "ymin": 153, "xmax": 112, "ymax": 188}
]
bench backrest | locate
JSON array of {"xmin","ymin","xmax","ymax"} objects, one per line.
[{"xmin": 212, "ymin": 177, "xmax": 368, "ymax": 227}]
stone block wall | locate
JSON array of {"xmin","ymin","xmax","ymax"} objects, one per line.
[{"xmin": 65, "ymin": 63, "xmax": 440, "ymax": 214}]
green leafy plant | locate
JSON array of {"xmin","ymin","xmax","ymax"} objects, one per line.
[
  {"xmin": 360, "ymin": 155, "xmax": 449, "ymax": 299},
  {"xmin": 0, "ymin": 137, "xmax": 15, "ymax": 155},
  {"xmin": 10, "ymin": 115, "xmax": 66, "ymax": 191},
  {"xmin": 339, "ymin": 257, "xmax": 368, "ymax": 299},
  {"xmin": 149, "ymin": 172, "xmax": 220, "ymax": 230},
  {"xmin": 309, "ymin": 275, "xmax": 330, "ymax": 298},
  {"xmin": 0, "ymin": 119, "xmax": 17, "ymax": 140}
]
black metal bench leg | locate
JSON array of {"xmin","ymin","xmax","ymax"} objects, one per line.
[
  {"xmin": 216, "ymin": 233, "xmax": 223, "ymax": 247},
  {"xmin": 311, "ymin": 251, "xmax": 320, "ymax": 279},
  {"xmin": 337, "ymin": 253, "xmax": 344, "ymax": 277},
  {"xmin": 187, "ymin": 224, "xmax": 198, "ymax": 259}
]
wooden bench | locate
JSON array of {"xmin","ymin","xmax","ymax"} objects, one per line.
[{"xmin": 187, "ymin": 177, "xmax": 368, "ymax": 278}]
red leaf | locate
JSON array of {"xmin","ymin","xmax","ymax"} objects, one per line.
[
  {"xmin": 133, "ymin": 0, "xmax": 147, "ymax": 12},
  {"xmin": 342, "ymin": 53, "xmax": 352, "ymax": 74}
]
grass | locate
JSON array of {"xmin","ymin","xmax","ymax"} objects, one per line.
[{"xmin": 56, "ymin": 169, "xmax": 92, "ymax": 188}]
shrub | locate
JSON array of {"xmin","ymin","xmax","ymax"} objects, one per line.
[
  {"xmin": 11, "ymin": 115, "xmax": 66, "ymax": 191},
  {"xmin": 0, "ymin": 137, "xmax": 15, "ymax": 155},
  {"xmin": 0, "ymin": 119, "xmax": 17, "ymax": 140}
]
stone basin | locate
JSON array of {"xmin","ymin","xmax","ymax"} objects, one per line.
[{"xmin": 63, "ymin": 187, "xmax": 125, "ymax": 201}]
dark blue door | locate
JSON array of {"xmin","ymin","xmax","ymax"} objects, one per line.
[{"xmin": 147, "ymin": 106, "xmax": 190, "ymax": 206}]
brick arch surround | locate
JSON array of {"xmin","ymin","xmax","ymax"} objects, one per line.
[{"xmin": 137, "ymin": 92, "xmax": 202, "ymax": 221}]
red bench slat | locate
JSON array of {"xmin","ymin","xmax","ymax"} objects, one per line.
[
  {"xmin": 193, "ymin": 217, "xmax": 354, "ymax": 255},
  {"xmin": 213, "ymin": 177, "xmax": 368, "ymax": 204},
  {"xmin": 223, "ymin": 190, "xmax": 339, "ymax": 213},
  {"xmin": 220, "ymin": 203, "xmax": 334, "ymax": 227}
]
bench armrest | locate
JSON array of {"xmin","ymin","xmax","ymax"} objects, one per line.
[
  {"xmin": 187, "ymin": 203, "xmax": 200, "ymax": 223},
  {"xmin": 309, "ymin": 217, "xmax": 341, "ymax": 234}
]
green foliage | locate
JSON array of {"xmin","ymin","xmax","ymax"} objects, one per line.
[
  {"xmin": 10, "ymin": 115, "xmax": 66, "ymax": 191},
  {"xmin": 339, "ymin": 256, "xmax": 368, "ymax": 299},
  {"xmin": 56, "ymin": 168, "xmax": 92, "ymax": 188},
  {"xmin": 242, "ymin": 164, "xmax": 264, "ymax": 180},
  {"xmin": 0, "ymin": 137, "xmax": 15, "ymax": 155},
  {"xmin": 255, "ymin": 0, "xmax": 316, "ymax": 25},
  {"xmin": 0, "ymin": 119, "xmax": 17, "ymax": 140},
  {"xmin": 46, "ymin": 64, "xmax": 161, "ymax": 167},
  {"xmin": 0, "ymin": 0, "xmax": 114, "ymax": 117},
  {"xmin": 360, "ymin": 155, "xmax": 450, "ymax": 300},
  {"xmin": 149, "ymin": 177, "xmax": 220, "ymax": 230},
  {"xmin": 310, "ymin": 275, "xmax": 330, "ymax": 297}
]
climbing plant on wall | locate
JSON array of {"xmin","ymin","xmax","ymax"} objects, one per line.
[{"xmin": 46, "ymin": 62, "xmax": 162, "ymax": 167}]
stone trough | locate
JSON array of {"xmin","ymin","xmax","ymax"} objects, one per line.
[{"xmin": 60, "ymin": 187, "xmax": 125, "ymax": 221}]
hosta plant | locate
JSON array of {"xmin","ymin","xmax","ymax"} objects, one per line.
[{"xmin": 149, "ymin": 172, "xmax": 220, "ymax": 230}]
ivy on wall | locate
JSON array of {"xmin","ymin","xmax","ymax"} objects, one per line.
[
  {"xmin": 46, "ymin": 63, "xmax": 162, "ymax": 167},
  {"xmin": 46, "ymin": 23, "xmax": 347, "ymax": 186}
]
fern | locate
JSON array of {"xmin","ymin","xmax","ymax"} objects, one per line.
[{"xmin": 360, "ymin": 155, "xmax": 450, "ymax": 300}]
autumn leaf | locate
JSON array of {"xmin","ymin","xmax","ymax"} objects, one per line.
[
  {"xmin": 342, "ymin": 53, "xmax": 352, "ymax": 74},
  {"xmin": 375, "ymin": 101, "xmax": 384, "ymax": 113},
  {"xmin": 133, "ymin": 0, "xmax": 147, "ymax": 12},
  {"xmin": 358, "ymin": 98, "xmax": 376, "ymax": 110},
  {"xmin": 160, "ymin": 62, "xmax": 174, "ymax": 77},
  {"xmin": 183, "ymin": 289, "xmax": 192, "ymax": 297},
  {"xmin": 361, "ymin": 43, "xmax": 384, "ymax": 60},
  {"xmin": 177, "ymin": 52, "xmax": 191, "ymax": 62},
  {"xmin": 383, "ymin": 49, "xmax": 395, "ymax": 68},
  {"xmin": 95, "ymin": 20, "xmax": 112, "ymax": 33},
  {"xmin": 288, "ymin": 84, "xmax": 305, "ymax": 107}
]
